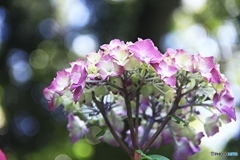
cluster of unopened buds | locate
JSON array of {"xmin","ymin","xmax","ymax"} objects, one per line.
[{"xmin": 43, "ymin": 38, "xmax": 236, "ymax": 160}]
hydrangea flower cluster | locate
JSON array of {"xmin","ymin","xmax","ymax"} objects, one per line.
[{"xmin": 43, "ymin": 38, "xmax": 236, "ymax": 160}]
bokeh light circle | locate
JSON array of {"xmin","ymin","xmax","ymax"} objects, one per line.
[
  {"xmin": 72, "ymin": 139, "xmax": 94, "ymax": 159},
  {"xmin": 55, "ymin": 154, "xmax": 72, "ymax": 160},
  {"xmin": 72, "ymin": 34, "xmax": 98, "ymax": 57},
  {"xmin": 29, "ymin": 49, "xmax": 49, "ymax": 69},
  {"xmin": 85, "ymin": 126, "xmax": 101, "ymax": 145}
]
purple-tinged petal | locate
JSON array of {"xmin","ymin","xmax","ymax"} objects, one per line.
[
  {"xmin": 174, "ymin": 131, "xmax": 203, "ymax": 160},
  {"xmin": 158, "ymin": 60, "xmax": 178, "ymax": 78},
  {"xmin": 195, "ymin": 132, "xmax": 204, "ymax": 146},
  {"xmin": 67, "ymin": 114, "xmax": 88, "ymax": 143},
  {"xmin": 152, "ymin": 60, "xmax": 178, "ymax": 78},
  {"xmin": 163, "ymin": 76, "xmax": 177, "ymax": 87},
  {"xmin": 43, "ymin": 87, "xmax": 54, "ymax": 101},
  {"xmin": 128, "ymin": 39, "xmax": 162, "ymax": 64},
  {"xmin": 149, "ymin": 128, "xmax": 162, "ymax": 148},
  {"xmin": 69, "ymin": 58, "xmax": 85, "ymax": 68},
  {"xmin": 54, "ymin": 70, "xmax": 71, "ymax": 92},
  {"xmin": 213, "ymin": 91, "xmax": 236, "ymax": 120},
  {"xmin": 69, "ymin": 64, "xmax": 87, "ymax": 102},
  {"xmin": 43, "ymin": 87, "xmax": 58, "ymax": 111},
  {"xmin": 161, "ymin": 128, "xmax": 174, "ymax": 145},
  {"xmin": 173, "ymin": 137, "xmax": 194, "ymax": 160},
  {"xmin": 209, "ymin": 66, "xmax": 221, "ymax": 84},
  {"xmin": 124, "ymin": 126, "xmax": 145, "ymax": 149},
  {"xmin": 204, "ymin": 114, "xmax": 220, "ymax": 137},
  {"xmin": 124, "ymin": 129, "xmax": 132, "ymax": 148},
  {"xmin": 194, "ymin": 55, "xmax": 215, "ymax": 73},
  {"xmin": 139, "ymin": 96, "xmax": 150, "ymax": 111},
  {"xmin": 72, "ymin": 86, "xmax": 84, "ymax": 103}
]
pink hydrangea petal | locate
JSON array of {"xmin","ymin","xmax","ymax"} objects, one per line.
[
  {"xmin": 195, "ymin": 55, "xmax": 215, "ymax": 73},
  {"xmin": 128, "ymin": 39, "xmax": 162, "ymax": 64},
  {"xmin": 43, "ymin": 87, "xmax": 54, "ymax": 101},
  {"xmin": 213, "ymin": 91, "xmax": 236, "ymax": 120},
  {"xmin": 72, "ymin": 86, "xmax": 84, "ymax": 103},
  {"xmin": 100, "ymin": 39, "xmax": 126, "ymax": 51},
  {"xmin": 152, "ymin": 60, "xmax": 178, "ymax": 78},
  {"xmin": 96, "ymin": 55, "xmax": 123, "ymax": 80},
  {"xmin": 163, "ymin": 76, "xmax": 176, "ymax": 87},
  {"xmin": 70, "ymin": 64, "xmax": 86, "ymax": 84},
  {"xmin": 86, "ymin": 51, "xmax": 103, "ymax": 64},
  {"xmin": 174, "ymin": 50, "xmax": 194, "ymax": 72},
  {"xmin": 209, "ymin": 67, "xmax": 221, "ymax": 84},
  {"xmin": 43, "ymin": 87, "xmax": 58, "ymax": 111},
  {"xmin": 109, "ymin": 47, "xmax": 130, "ymax": 66},
  {"xmin": 55, "ymin": 70, "xmax": 70, "ymax": 90},
  {"xmin": 0, "ymin": 150, "xmax": 7, "ymax": 160}
]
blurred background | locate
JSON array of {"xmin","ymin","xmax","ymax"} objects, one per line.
[{"xmin": 0, "ymin": 0, "xmax": 240, "ymax": 159}]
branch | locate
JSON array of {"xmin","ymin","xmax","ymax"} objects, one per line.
[
  {"xmin": 139, "ymin": 117, "xmax": 155, "ymax": 148},
  {"xmin": 135, "ymin": 87, "xmax": 141, "ymax": 147},
  {"xmin": 142, "ymin": 115, "xmax": 172, "ymax": 152},
  {"xmin": 142, "ymin": 79, "xmax": 184, "ymax": 152},
  {"xmin": 91, "ymin": 91, "xmax": 132, "ymax": 156},
  {"xmin": 178, "ymin": 103, "xmax": 212, "ymax": 109},
  {"xmin": 122, "ymin": 76, "xmax": 138, "ymax": 151},
  {"xmin": 108, "ymin": 81, "xmax": 124, "ymax": 92}
]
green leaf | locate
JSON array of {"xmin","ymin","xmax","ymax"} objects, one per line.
[
  {"xmin": 172, "ymin": 115, "xmax": 189, "ymax": 126},
  {"xmin": 137, "ymin": 150, "xmax": 151, "ymax": 160},
  {"xmin": 140, "ymin": 84, "xmax": 154, "ymax": 97},
  {"xmin": 94, "ymin": 85, "xmax": 108, "ymax": 97},
  {"xmin": 95, "ymin": 128, "xmax": 107, "ymax": 139},
  {"xmin": 136, "ymin": 150, "xmax": 169, "ymax": 160},
  {"xmin": 148, "ymin": 155, "xmax": 169, "ymax": 160},
  {"xmin": 140, "ymin": 67, "xmax": 146, "ymax": 77}
]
